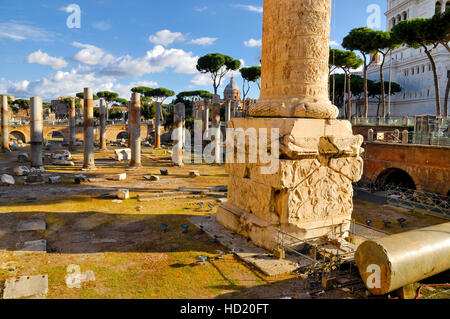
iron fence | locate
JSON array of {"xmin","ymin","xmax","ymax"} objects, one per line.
[{"xmin": 386, "ymin": 185, "xmax": 450, "ymax": 218}]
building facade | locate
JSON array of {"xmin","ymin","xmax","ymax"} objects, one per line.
[{"xmin": 365, "ymin": 0, "xmax": 450, "ymax": 117}]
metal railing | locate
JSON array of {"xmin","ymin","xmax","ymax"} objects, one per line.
[
  {"xmin": 353, "ymin": 116, "xmax": 414, "ymax": 127},
  {"xmin": 276, "ymin": 222, "xmax": 357, "ymax": 276},
  {"xmin": 386, "ymin": 185, "xmax": 450, "ymax": 218}
]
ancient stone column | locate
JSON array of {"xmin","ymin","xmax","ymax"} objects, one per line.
[
  {"xmin": 127, "ymin": 101, "xmax": 132, "ymax": 147},
  {"xmin": 83, "ymin": 88, "xmax": 96, "ymax": 170},
  {"xmin": 173, "ymin": 102, "xmax": 185, "ymax": 167},
  {"xmin": 212, "ymin": 94, "xmax": 221, "ymax": 128},
  {"xmin": 202, "ymin": 99, "xmax": 210, "ymax": 132},
  {"xmin": 249, "ymin": 0, "xmax": 338, "ymax": 119},
  {"xmin": 99, "ymin": 98, "xmax": 107, "ymax": 150},
  {"xmin": 1, "ymin": 95, "xmax": 9, "ymax": 151},
  {"xmin": 129, "ymin": 92, "xmax": 142, "ymax": 168},
  {"xmin": 217, "ymin": 0, "xmax": 364, "ymax": 252},
  {"xmin": 30, "ymin": 97, "xmax": 44, "ymax": 169},
  {"xmin": 225, "ymin": 100, "xmax": 232, "ymax": 122},
  {"xmin": 68, "ymin": 98, "xmax": 76, "ymax": 151},
  {"xmin": 155, "ymin": 102, "xmax": 161, "ymax": 148}
]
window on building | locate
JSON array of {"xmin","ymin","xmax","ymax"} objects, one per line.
[
  {"xmin": 429, "ymin": 64, "xmax": 431, "ymax": 71},
  {"xmin": 427, "ymin": 89, "xmax": 430, "ymax": 96},
  {"xmin": 403, "ymin": 12, "xmax": 407, "ymax": 20},
  {"xmin": 422, "ymin": 65, "xmax": 425, "ymax": 73},
  {"xmin": 436, "ymin": 1, "xmax": 442, "ymax": 14},
  {"xmin": 411, "ymin": 68, "xmax": 414, "ymax": 75}
]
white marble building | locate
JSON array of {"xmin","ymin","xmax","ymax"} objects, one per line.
[{"xmin": 365, "ymin": 0, "xmax": 450, "ymax": 117}]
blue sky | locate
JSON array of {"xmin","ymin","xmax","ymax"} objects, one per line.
[{"xmin": 0, "ymin": 0, "xmax": 387, "ymax": 102}]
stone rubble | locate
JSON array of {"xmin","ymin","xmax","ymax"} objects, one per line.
[
  {"xmin": 116, "ymin": 189, "xmax": 130, "ymax": 200},
  {"xmin": 1, "ymin": 174, "xmax": 15, "ymax": 185}
]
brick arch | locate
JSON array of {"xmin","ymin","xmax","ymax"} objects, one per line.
[
  {"xmin": 9, "ymin": 130, "xmax": 27, "ymax": 143},
  {"xmin": 43, "ymin": 127, "xmax": 70, "ymax": 142},
  {"xmin": 375, "ymin": 167, "xmax": 417, "ymax": 190}
]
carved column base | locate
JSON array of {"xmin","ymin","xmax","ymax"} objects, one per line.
[
  {"xmin": 217, "ymin": 118, "xmax": 364, "ymax": 252},
  {"xmin": 249, "ymin": 98, "xmax": 339, "ymax": 119}
]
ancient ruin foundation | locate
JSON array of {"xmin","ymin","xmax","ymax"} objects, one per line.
[{"xmin": 217, "ymin": 0, "xmax": 364, "ymax": 251}]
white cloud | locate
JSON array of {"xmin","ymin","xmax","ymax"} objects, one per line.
[
  {"xmin": 189, "ymin": 37, "xmax": 218, "ymax": 46},
  {"xmin": 149, "ymin": 29, "xmax": 185, "ymax": 46},
  {"xmin": 0, "ymin": 67, "xmax": 115, "ymax": 100},
  {"xmin": 72, "ymin": 42, "xmax": 117, "ymax": 65},
  {"xmin": 244, "ymin": 38, "xmax": 262, "ymax": 47},
  {"xmin": 26, "ymin": 50, "xmax": 68, "ymax": 70},
  {"xmin": 330, "ymin": 41, "xmax": 340, "ymax": 47},
  {"xmin": 191, "ymin": 73, "xmax": 213, "ymax": 86},
  {"xmin": 195, "ymin": 6, "xmax": 208, "ymax": 12},
  {"xmin": 0, "ymin": 21, "xmax": 58, "ymax": 42},
  {"xmin": 232, "ymin": 4, "xmax": 263, "ymax": 13},
  {"xmin": 92, "ymin": 21, "xmax": 112, "ymax": 31},
  {"xmin": 99, "ymin": 45, "xmax": 198, "ymax": 77}
]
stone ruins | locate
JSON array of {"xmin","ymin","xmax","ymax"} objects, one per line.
[{"xmin": 217, "ymin": 0, "xmax": 364, "ymax": 251}]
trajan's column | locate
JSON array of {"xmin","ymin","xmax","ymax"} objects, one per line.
[{"xmin": 217, "ymin": 0, "xmax": 364, "ymax": 251}]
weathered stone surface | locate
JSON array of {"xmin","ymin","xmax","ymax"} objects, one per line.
[
  {"xmin": 144, "ymin": 175, "xmax": 160, "ymax": 181},
  {"xmin": 13, "ymin": 240, "xmax": 46, "ymax": 256},
  {"xmin": 117, "ymin": 189, "xmax": 130, "ymax": 200},
  {"xmin": 248, "ymin": 0, "xmax": 338, "ymax": 119},
  {"xmin": 189, "ymin": 170, "xmax": 200, "ymax": 178},
  {"xmin": 74, "ymin": 174, "xmax": 87, "ymax": 184},
  {"xmin": 114, "ymin": 148, "xmax": 131, "ymax": 161},
  {"xmin": 17, "ymin": 219, "xmax": 46, "ymax": 232},
  {"xmin": 115, "ymin": 173, "xmax": 127, "ymax": 181},
  {"xmin": 24, "ymin": 174, "xmax": 45, "ymax": 185},
  {"xmin": 30, "ymin": 167, "xmax": 45, "ymax": 174},
  {"xmin": 14, "ymin": 166, "xmax": 30, "ymax": 176},
  {"xmin": 17, "ymin": 153, "xmax": 30, "ymax": 163},
  {"xmin": 47, "ymin": 176, "xmax": 62, "ymax": 184},
  {"xmin": 2, "ymin": 275, "xmax": 48, "ymax": 299},
  {"xmin": 219, "ymin": 119, "xmax": 363, "ymax": 251},
  {"xmin": 53, "ymin": 160, "xmax": 75, "ymax": 166},
  {"xmin": 1, "ymin": 174, "xmax": 15, "ymax": 185}
]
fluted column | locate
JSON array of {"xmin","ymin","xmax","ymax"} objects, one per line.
[{"xmin": 249, "ymin": 0, "xmax": 338, "ymax": 119}]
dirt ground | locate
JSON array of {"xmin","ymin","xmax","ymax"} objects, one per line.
[{"xmin": 0, "ymin": 144, "xmax": 448, "ymax": 299}]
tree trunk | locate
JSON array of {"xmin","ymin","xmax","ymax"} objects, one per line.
[
  {"xmin": 379, "ymin": 52, "xmax": 387, "ymax": 118},
  {"xmin": 347, "ymin": 73, "xmax": 352, "ymax": 121},
  {"xmin": 442, "ymin": 42, "xmax": 450, "ymax": 53},
  {"xmin": 423, "ymin": 46, "xmax": 441, "ymax": 116}
]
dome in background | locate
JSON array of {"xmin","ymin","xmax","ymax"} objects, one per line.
[{"xmin": 223, "ymin": 76, "xmax": 241, "ymax": 101}]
